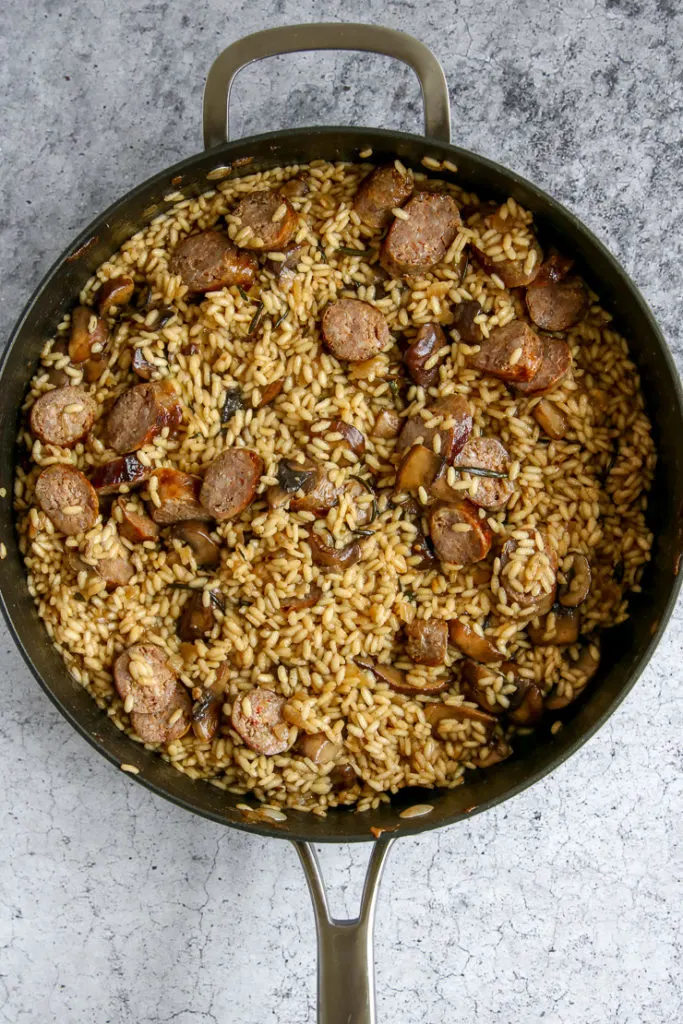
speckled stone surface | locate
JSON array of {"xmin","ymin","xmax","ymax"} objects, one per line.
[{"xmin": 1, "ymin": 2, "xmax": 682, "ymax": 1022}]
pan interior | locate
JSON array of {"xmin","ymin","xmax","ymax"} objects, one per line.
[{"xmin": 2, "ymin": 127, "xmax": 681, "ymax": 842}]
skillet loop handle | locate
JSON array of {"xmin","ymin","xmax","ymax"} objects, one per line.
[
  {"xmin": 294, "ymin": 839, "xmax": 395, "ymax": 1024},
  {"xmin": 203, "ymin": 23, "xmax": 451, "ymax": 148}
]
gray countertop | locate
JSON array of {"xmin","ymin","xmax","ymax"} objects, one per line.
[{"xmin": 1, "ymin": 2, "xmax": 682, "ymax": 1021}]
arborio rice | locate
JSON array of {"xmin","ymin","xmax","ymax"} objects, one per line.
[{"xmin": 14, "ymin": 156, "xmax": 654, "ymax": 816}]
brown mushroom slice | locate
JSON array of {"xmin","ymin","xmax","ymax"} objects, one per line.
[
  {"xmin": 397, "ymin": 394, "xmax": 473, "ymax": 462},
  {"xmin": 429, "ymin": 500, "xmax": 492, "ymax": 565},
  {"xmin": 404, "ymin": 323, "xmax": 447, "ymax": 389},
  {"xmin": 449, "ymin": 619, "xmax": 503, "ymax": 663},
  {"xmin": 308, "ymin": 533, "xmax": 361, "ymax": 570},
  {"xmin": 424, "ymin": 701, "xmax": 497, "ymax": 730},
  {"xmin": 404, "ymin": 619, "xmax": 449, "ymax": 666},
  {"xmin": 527, "ymin": 606, "xmax": 580, "ymax": 646},
  {"xmin": 373, "ymin": 409, "xmax": 402, "ymax": 439},
  {"xmin": 506, "ymin": 675, "xmax": 544, "ymax": 726},
  {"xmin": 410, "ymin": 529, "xmax": 439, "ymax": 570},
  {"xmin": 231, "ymin": 688, "xmax": 293, "ymax": 755},
  {"xmin": 177, "ymin": 591, "xmax": 215, "ymax": 642},
  {"xmin": 281, "ymin": 585, "xmax": 323, "ymax": 612},
  {"xmin": 533, "ymin": 248, "xmax": 574, "ymax": 286},
  {"xmin": 258, "ymin": 377, "xmax": 284, "ymax": 407},
  {"xmin": 558, "ymin": 553, "xmax": 592, "ymax": 607},
  {"xmin": 131, "ymin": 680, "xmax": 192, "ymax": 745},
  {"xmin": 395, "ymin": 444, "xmax": 442, "ymax": 494},
  {"xmin": 330, "ymin": 764, "xmax": 360, "ymax": 791},
  {"xmin": 69, "ymin": 306, "xmax": 109, "ymax": 364},
  {"xmin": 526, "ymin": 278, "xmax": 589, "ymax": 331},
  {"xmin": 473, "ymin": 737, "xmax": 513, "ymax": 768},
  {"xmin": 191, "ymin": 691, "xmax": 221, "ymax": 742},
  {"xmin": 533, "ymin": 398, "xmax": 568, "ymax": 440},
  {"xmin": 460, "ymin": 659, "xmax": 506, "ymax": 714},
  {"xmin": 113, "ymin": 643, "xmax": 176, "ymax": 715},
  {"xmin": 170, "ymin": 520, "xmax": 220, "ymax": 568},
  {"xmin": 545, "ymin": 646, "xmax": 600, "ymax": 710},
  {"xmin": 132, "ymin": 349, "xmax": 155, "ymax": 381},
  {"xmin": 311, "ymin": 418, "xmax": 366, "ymax": 456},
  {"xmin": 150, "ymin": 468, "xmax": 212, "ymax": 524},
  {"xmin": 90, "ymin": 454, "xmax": 151, "ymax": 495},
  {"xmin": 451, "ymin": 299, "xmax": 484, "ymax": 343},
  {"xmin": 468, "ymin": 321, "xmax": 543, "ymax": 383},
  {"xmin": 113, "ymin": 499, "xmax": 159, "ymax": 544},
  {"xmin": 297, "ymin": 733, "xmax": 342, "ymax": 764},
  {"xmin": 98, "ymin": 275, "xmax": 135, "ymax": 315},
  {"xmin": 470, "ymin": 239, "xmax": 543, "ymax": 288},
  {"xmin": 356, "ymin": 657, "xmax": 448, "ymax": 696},
  {"xmin": 515, "ymin": 338, "xmax": 572, "ymax": 396},
  {"xmin": 498, "ymin": 535, "xmax": 558, "ymax": 611},
  {"xmin": 290, "ymin": 470, "xmax": 340, "ymax": 516}
]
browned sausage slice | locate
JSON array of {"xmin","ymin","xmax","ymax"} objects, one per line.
[
  {"xmin": 405, "ymin": 619, "xmax": 448, "ymax": 666},
  {"xmin": 397, "ymin": 395, "xmax": 472, "ymax": 462},
  {"xmin": 470, "ymin": 239, "xmax": 543, "ymax": 288},
  {"xmin": 30, "ymin": 387, "xmax": 97, "ymax": 448},
  {"xmin": 69, "ymin": 306, "xmax": 109, "ymax": 364},
  {"xmin": 525, "ymin": 279, "xmax": 589, "ymax": 331},
  {"xmin": 353, "ymin": 164, "xmax": 413, "ymax": 230},
  {"xmin": 131, "ymin": 680, "xmax": 192, "ymax": 744},
  {"xmin": 321, "ymin": 299, "xmax": 390, "ymax": 362},
  {"xmin": 468, "ymin": 321, "xmax": 543, "ymax": 383},
  {"xmin": 533, "ymin": 248, "xmax": 574, "ymax": 287},
  {"xmin": 452, "ymin": 437, "xmax": 514, "ymax": 510},
  {"xmin": 232, "ymin": 190, "xmax": 297, "ymax": 251},
  {"xmin": 231, "ymin": 688, "xmax": 293, "ymax": 754},
  {"xmin": 404, "ymin": 323, "xmax": 447, "ymax": 388},
  {"xmin": 35, "ymin": 465, "xmax": 99, "ymax": 535},
  {"xmin": 200, "ymin": 448, "xmax": 264, "ymax": 521},
  {"xmin": 113, "ymin": 499, "xmax": 159, "ymax": 543},
  {"xmin": 105, "ymin": 380, "xmax": 183, "ymax": 454},
  {"xmin": 515, "ymin": 337, "xmax": 572, "ymax": 396},
  {"xmin": 380, "ymin": 193, "xmax": 461, "ymax": 276},
  {"xmin": 170, "ymin": 230, "xmax": 258, "ymax": 293},
  {"xmin": 97, "ymin": 556, "xmax": 135, "ymax": 589},
  {"xmin": 114, "ymin": 643, "xmax": 176, "ymax": 715},
  {"xmin": 150, "ymin": 468, "xmax": 212, "ymax": 524},
  {"xmin": 90, "ymin": 454, "xmax": 151, "ymax": 495},
  {"xmin": 429, "ymin": 500, "xmax": 492, "ymax": 565}
]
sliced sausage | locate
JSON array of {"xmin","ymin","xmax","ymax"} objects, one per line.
[
  {"xmin": 231, "ymin": 688, "xmax": 293, "ymax": 754},
  {"xmin": 131, "ymin": 680, "xmax": 192, "ymax": 744},
  {"xmin": 380, "ymin": 193, "xmax": 461, "ymax": 277},
  {"xmin": 114, "ymin": 499, "xmax": 159, "ymax": 543},
  {"xmin": 397, "ymin": 395, "xmax": 472, "ymax": 461},
  {"xmin": 515, "ymin": 337, "xmax": 572, "ymax": 396},
  {"xmin": 96, "ymin": 556, "xmax": 135, "ymax": 589},
  {"xmin": 90, "ymin": 454, "xmax": 151, "ymax": 495},
  {"xmin": 452, "ymin": 437, "xmax": 513, "ymax": 510},
  {"xmin": 170, "ymin": 230, "xmax": 257, "ymax": 293},
  {"xmin": 470, "ymin": 239, "xmax": 543, "ymax": 288},
  {"xmin": 30, "ymin": 386, "xmax": 97, "ymax": 448},
  {"xmin": 35, "ymin": 465, "xmax": 98, "ymax": 535},
  {"xmin": 97, "ymin": 276, "xmax": 135, "ymax": 315},
  {"xmin": 405, "ymin": 619, "xmax": 448, "ymax": 666},
  {"xmin": 452, "ymin": 299, "xmax": 484, "ymax": 343},
  {"xmin": 177, "ymin": 591, "xmax": 215, "ymax": 642},
  {"xmin": 353, "ymin": 164, "xmax": 413, "ymax": 230},
  {"xmin": 199, "ymin": 448, "xmax": 264, "ymax": 521},
  {"xmin": 468, "ymin": 321, "xmax": 543, "ymax": 383},
  {"xmin": 404, "ymin": 323, "xmax": 447, "ymax": 388},
  {"xmin": 113, "ymin": 643, "xmax": 176, "ymax": 715},
  {"xmin": 429, "ymin": 500, "xmax": 492, "ymax": 565},
  {"xmin": 69, "ymin": 306, "xmax": 109, "ymax": 364},
  {"xmin": 150, "ymin": 468, "xmax": 212, "ymax": 524},
  {"xmin": 232, "ymin": 190, "xmax": 297, "ymax": 251},
  {"xmin": 526, "ymin": 279, "xmax": 589, "ymax": 331},
  {"xmin": 321, "ymin": 299, "xmax": 390, "ymax": 362},
  {"xmin": 170, "ymin": 520, "xmax": 220, "ymax": 568},
  {"xmin": 105, "ymin": 380, "xmax": 183, "ymax": 454}
]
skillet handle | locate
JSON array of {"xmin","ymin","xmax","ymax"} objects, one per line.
[
  {"xmin": 203, "ymin": 24, "xmax": 451, "ymax": 148},
  {"xmin": 293, "ymin": 839, "xmax": 395, "ymax": 1024}
]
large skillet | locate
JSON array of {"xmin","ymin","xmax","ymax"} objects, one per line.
[{"xmin": 2, "ymin": 23, "xmax": 682, "ymax": 1024}]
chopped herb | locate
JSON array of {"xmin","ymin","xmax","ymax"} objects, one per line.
[
  {"xmin": 237, "ymin": 286, "xmax": 249, "ymax": 302},
  {"xmin": 273, "ymin": 310, "xmax": 288, "ymax": 330},
  {"xmin": 277, "ymin": 459, "xmax": 316, "ymax": 493},
  {"xmin": 403, "ymin": 589, "xmax": 417, "ymax": 603},
  {"xmin": 73, "ymin": 592, "xmax": 87, "ymax": 602},
  {"xmin": 221, "ymin": 386, "xmax": 244, "ymax": 423},
  {"xmin": 457, "ymin": 465, "xmax": 508, "ymax": 479},
  {"xmin": 209, "ymin": 592, "xmax": 225, "ymax": 613},
  {"xmin": 317, "ymin": 240, "xmax": 327, "ymax": 263},
  {"xmin": 351, "ymin": 528, "xmax": 375, "ymax": 537},
  {"xmin": 156, "ymin": 307, "xmax": 175, "ymax": 328},
  {"xmin": 337, "ymin": 247, "xmax": 368, "ymax": 257},
  {"xmin": 459, "ymin": 252, "xmax": 469, "ymax": 286},
  {"xmin": 614, "ymin": 560, "xmax": 625, "ymax": 584},
  {"xmin": 248, "ymin": 301, "xmax": 264, "ymax": 336},
  {"xmin": 602, "ymin": 443, "xmax": 619, "ymax": 482}
]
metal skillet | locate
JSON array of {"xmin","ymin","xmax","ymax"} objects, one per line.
[{"xmin": 1, "ymin": 24, "xmax": 682, "ymax": 1024}]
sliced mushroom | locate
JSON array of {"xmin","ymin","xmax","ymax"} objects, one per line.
[
  {"xmin": 506, "ymin": 676, "xmax": 544, "ymax": 726},
  {"xmin": 546, "ymin": 645, "xmax": 600, "ymax": 709},
  {"xmin": 170, "ymin": 520, "xmax": 221, "ymax": 569},
  {"xmin": 177, "ymin": 591, "xmax": 215, "ymax": 642},
  {"xmin": 258, "ymin": 377, "xmax": 284, "ymax": 407},
  {"xmin": 373, "ymin": 409, "xmax": 402, "ymax": 439},
  {"xmin": 449, "ymin": 619, "xmax": 502, "ymax": 663},
  {"xmin": 356, "ymin": 656, "xmax": 448, "ymax": 696},
  {"xmin": 404, "ymin": 619, "xmax": 448, "ymax": 666},
  {"xmin": 308, "ymin": 533, "xmax": 361, "ymax": 570},
  {"xmin": 297, "ymin": 733, "xmax": 342, "ymax": 764},
  {"xmin": 527, "ymin": 606, "xmax": 580, "ymax": 646},
  {"xmin": 460, "ymin": 659, "xmax": 506, "ymax": 714},
  {"xmin": 98, "ymin": 275, "xmax": 135, "ymax": 315},
  {"xmin": 424, "ymin": 702, "xmax": 497, "ymax": 730},
  {"xmin": 410, "ymin": 529, "xmax": 439, "ymax": 570},
  {"xmin": 395, "ymin": 444, "xmax": 442, "ymax": 494},
  {"xmin": 533, "ymin": 399, "xmax": 568, "ymax": 440},
  {"xmin": 311, "ymin": 418, "xmax": 366, "ymax": 456},
  {"xmin": 191, "ymin": 691, "xmax": 221, "ymax": 742},
  {"xmin": 281, "ymin": 585, "xmax": 323, "ymax": 612},
  {"xmin": 69, "ymin": 306, "xmax": 109, "ymax": 364},
  {"xmin": 329, "ymin": 763, "xmax": 359, "ymax": 791},
  {"xmin": 473, "ymin": 738, "xmax": 513, "ymax": 768},
  {"xmin": 132, "ymin": 349, "xmax": 155, "ymax": 380},
  {"xmin": 558, "ymin": 553, "xmax": 591, "ymax": 607}
]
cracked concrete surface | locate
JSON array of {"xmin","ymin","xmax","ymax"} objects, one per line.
[{"xmin": 1, "ymin": 0, "xmax": 682, "ymax": 1021}]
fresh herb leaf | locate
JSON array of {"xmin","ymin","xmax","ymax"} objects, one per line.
[
  {"xmin": 614, "ymin": 560, "xmax": 625, "ymax": 584},
  {"xmin": 337, "ymin": 247, "xmax": 368, "ymax": 257},
  {"xmin": 221, "ymin": 386, "xmax": 244, "ymax": 423},
  {"xmin": 248, "ymin": 301, "xmax": 264, "ymax": 336},
  {"xmin": 273, "ymin": 310, "xmax": 288, "ymax": 330},
  {"xmin": 237, "ymin": 286, "xmax": 249, "ymax": 302},
  {"xmin": 456, "ymin": 465, "xmax": 508, "ymax": 479},
  {"xmin": 316, "ymin": 240, "xmax": 327, "ymax": 263},
  {"xmin": 277, "ymin": 459, "xmax": 316, "ymax": 493}
]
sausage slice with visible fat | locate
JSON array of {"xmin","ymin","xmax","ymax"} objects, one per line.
[
  {"xmin": 397, "ymin": 394, "xmax": 472, "ymax": 462},
  {"xmin": 150, "ymin": 468, "xmax": 212, "ymax": 525},
  {"xmin": 105, "ymin": 380, "xmax": 183, "ymax": 454},
  {"xmin": 322, "ymin": 299, "xmax": 390, "ymax": 362},
  {"xmin": 90, "ymin": 454, "xmax": 151, "ymax": 495},
  {"xmin": 353, "ymin": 164, "xmax": 413, "ymax": 230},
  {"xmin": 232, "ymin": 190, "xmax": 297, "ymax": 251},
  {"xmin": 429, "ymin": 500, "xmax": 492, "ymax": 565},
  {"xmin": 231, "ymin": 688, "xmax": 293, "ymax": 754},
  {"xmin": 131, "ymin": 680, "xmax": 192, "ymax": 744},
  {"xmin": 526, "ymin": 279, "xmax": 589, "ymax": 331},
  {"xmin": 468, "ymin": 321, "xmax": 543, "ymax": 383},
  {"xmin": 35, "ymin": 464, "xmax": 99, "ymax": 535},
  {"xmin": 200, "ymin": 448, "xmax": 264, "ymax": 521},
  {"xmin": 170, "ymin": 230, "xmax": 258, "ymax": 293},
  {"xmin": 405, "ymin": 619, "xmax": 448, "ymax": 666},
  {"xmin": 452, "ymin": 437, "xmax": 514, "ymax": 510},
  {"xmin": 380, "ymin": 193, "xmax": 461, "ymax": 277},
  {"xmin": 113, "ymin": 499, "xmax": 159, "ymax": 543},
  {"xmin": 515, "ymin": 337, "xmax": 572, "ymax": 396},
  {"xmin": 113, "ymin": 643, "xmax": 176, "ymax": 715},
  {"xmin": 30, "ymin": 386, "xmax": 97, "ymax": 448}
]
